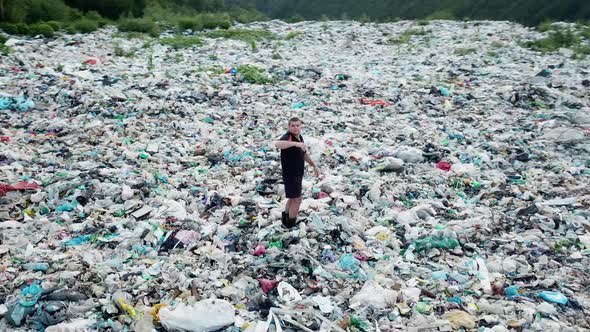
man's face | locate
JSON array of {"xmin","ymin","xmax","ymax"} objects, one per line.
[{"xmin": 288, "ymin": 121, "xmax": 302, "ymax": 135}]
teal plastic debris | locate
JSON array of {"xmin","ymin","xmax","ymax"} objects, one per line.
[
  {"xmin": 0, "ymin": 98, "xmax": 11, "ymax": 109},
  {"xmin": 61, "ymin": 235, "xmax": 92, "ymax": 247},
  {"xmin": 505, "ymin": 285, "xmax": 521, "ymax": 298},
  {"xmin": 5, "ymin": 304, "xmax": 35, "ymax": 326},
  {"xmin": 56, "ymin": 202, "xmax": 77, "ymax": 212},
  {"xmin": 0, "ymin": 95, "xmax": 35, "ymax": 111},
  {"xmin": 292, "ymin": 101, "xmax": 306, "ymax": 109},
  {"xmin": 338, "ymin": 253, "xmax": 360, "ymax": 272},
  {"xmin": 438, "ymin": 86, "xmax": 450, "ymax": 96},
  {"xmin": 20, "ymin": 282, "xmax": 43, "ymax": 306},
  {"xmin": 22, "ymin": 262, "xmax": 49, "ymax": 271},
  {"xmin": 449, "ymin": 272, "xmax": 470, "ymax": 284},
  {"xmin": 539, "ymin": 291, "xmax": 568, "ymax": 305},
  {"xmin": 223, "ymin": 150, "xmax": 253, "ymax": 162},
  {"xmin": 432, "ymin": 271, "xmax": 448, "ymax": 280},
  {"xmin": 447, "ymin": 296, "xmax": 462, "ymax": 304},
  {"xmin": 413, "ymin": 236, "xmax": 459, "ymax": 253},
  {"xmin": 536, "ymin": 68, "xmax": 552, "ymax": 77}
]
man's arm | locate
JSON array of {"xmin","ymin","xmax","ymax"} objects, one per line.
[
  {"xmin": 275, "ymin": 141, "xmax": 304, "ymax": 150},
  {"xmin": 304, "ymin": 152, "xmax": 321, "ymax": 178}
]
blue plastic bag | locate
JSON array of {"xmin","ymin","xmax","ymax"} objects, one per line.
[{"xmin": 539, "ymin": 291, "xmax": 568, "ymax": 305}]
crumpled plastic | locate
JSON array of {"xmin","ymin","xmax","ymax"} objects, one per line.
[
  {"xmin": 159, "ymin": 299, "xmax": 235, "ymax": 332},
  {"xmin": 0, "ymin": 19, "xmax": 589, "ymax": 332}
]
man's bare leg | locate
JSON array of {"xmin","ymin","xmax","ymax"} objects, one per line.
[{"xmin": 288, "ymin": 197, "xmax": 302, "ymax": 219}]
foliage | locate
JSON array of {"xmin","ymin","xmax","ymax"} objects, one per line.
[
  {"xmin": 237, "ymin": 64, "xmax": 273, "ymax": 84},
  {"xmin": 194, "ymin": 65, "xmax": 224, "ymax": 74},
  {"xmin": 28, "ymin": 23, "xmax": 55, "ymax": 37},
  {"xmin": 118, "ymin": 17, "xmax": 159, "ymax": 37},
  {"xmin": 286, "ymin": 31, "xmax": 303, "ymax": 39},
  {"xmin": 205, "ymin": 28, "xmax": 277, "ymax": 42},
  {"xmin": 524, "ymin": 29, "xmax": 580, "ymax": 52},
  {"xmin": 425, "ymin": 10, "xmax": 456, "ymax": 20},
  {"xmin": 285, "ymin": 14, "xmax": 305, "ymax": 23},
  {"xmin": 229, "ymin": 7, "xmax": 268, "ymax": 23},
  {"xmin": 72, "ymin": 18, "xmax": 98, "ymax": 33},
  {"xmin": 454, "ymin": 47, "xmax": 477, "ymax": 55},
  {"xmin": 16, "ymin": 23, "xmax": 30, "ymax": 35},
  {"xmin": 537, "ymin": 20, "xmax": 556, "ymax": 32},
  {"xmin": 24, "ymin": 0, "xmax": 73, "ymax": 23},
  {"xmin": 159, "ymin": 35, "xmax": 203, "ymax": 49},
  {"xmin": 571, "ymin": 44, "xmax": 590, "ymax": 60},
  {"xmin": 357, "ymin": 14, "xmax": 371, "ymax": 24},
  {"xmin": 0, "ymin": 44, "xmax": 11, "ymax": 55},
  {"xmin": 200, "ymin": 13, "xmax": 231, "ymax": 29},
  {"xmin": 63, "ymin": 0, "xmax": 144, "ymax": 20},
  {"xmin": 389, "ymin": 28, "xmax": 431, "ymax": 45},
  {"xmin": 45, "ymin": 21, "xmax": 63, "ymax": 31},
  {"xmin": 0, "ymin": 0, "xmax": 588, "ymax": 38},
  {"xmin": 225, "ymin": 0, "xmax": 590, "ymax": 27},
  {"xmin": 0, "ymin": 23, "xmax": 19, "ymax": 35},
  {"xmin": 524, "ymin": 25, "xmax": 590, "ymax": 59},
  {"xmin": 175, "ymin": 13, "xmax": 230, "ymax": 31}
]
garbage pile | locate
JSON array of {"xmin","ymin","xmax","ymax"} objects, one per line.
[{"xmin": 1, "ymin": 19, "xmax": 589, "ymax": 331}]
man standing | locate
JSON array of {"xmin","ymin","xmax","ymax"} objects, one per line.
[{"xmin": 275, "ymin": 117, "xmax": 321, "ymax": 228}]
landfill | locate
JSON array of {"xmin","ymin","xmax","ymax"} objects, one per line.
[{"xmin": 0, "ymin": 19, "xmax": 589, "ymax": 331}]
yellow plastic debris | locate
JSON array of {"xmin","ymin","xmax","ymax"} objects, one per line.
[
  {"xmin": 443, "ymin": 310, "xmax": 476, "ymax": 330},
  {"xmin": 117, "ymin": 298, "xmax": 137, "ymax": 318},
  {"xmin": 150, "ymin": 303, "xmax": 168, "ymax": 323}
]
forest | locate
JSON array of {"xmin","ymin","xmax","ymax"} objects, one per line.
[{"xmin": 1, "ymin": 0, "xmax": 588, "ymax": 26}]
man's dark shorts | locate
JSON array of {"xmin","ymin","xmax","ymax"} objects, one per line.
[{"xmin": 283, "ymin": 175, "xmax": 303, "ymax": 198}]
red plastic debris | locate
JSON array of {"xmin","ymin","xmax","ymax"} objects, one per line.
[
  {"xmin": 360, "ymin": 97, "xmax": 391, "ymax": 106},
  {"xmin": 354, "ymin": 254, "xmax": 368, "ymax": 261},
  {"xmin": 0, "ymin": 136, "xmax": 9, "ymax": 142},
  {"xmin": 435, "ymin": 161, "xmax": 452, "ymax": 171},
  {"xmin": 83, "ymin": 58, "xmax": 99, "ymax": 65},
  {"xmin": 317, "ymin": 192, "xmax": 329, "ymax": 199},
  {"xmin": 258, "ymin": 279, "xmax": 277, "ymax": 294},
  {"xmin": 0, "ymin": 181, "xmax": 41, "ymax": 196}
]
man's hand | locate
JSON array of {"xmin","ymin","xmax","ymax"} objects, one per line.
[
  {"xmin": 314, "ymin": 165, "xmax": 322, "ymax": 178},
  {"xmin": 297, "ymin": 143, "xmax": 308, "ymax": 153}
]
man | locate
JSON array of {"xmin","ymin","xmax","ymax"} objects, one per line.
[{"xmin": 274, "ymin": 117, "xmax": 321, "ymax": 228}]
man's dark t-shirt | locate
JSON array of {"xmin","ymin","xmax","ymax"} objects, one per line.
[{"xmin": 280, "ymin": 132, "xmax": 305, "ymax": 177}]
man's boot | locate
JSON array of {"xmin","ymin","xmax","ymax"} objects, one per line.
[{"xmin": 282, "ymin": 213, "xmax": 296, "ymax": 228}]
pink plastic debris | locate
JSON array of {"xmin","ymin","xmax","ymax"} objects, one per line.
[
  {"xmin": 253, "ymin": 244, "xmax": 266, "ymax": 256},
  {"xmin": 258, "ymin": 279, "xmax": 277, "ymax": 294},
  {"xmin": 435, "ymin": 161, "xmax": 452, "ymax": 171}
]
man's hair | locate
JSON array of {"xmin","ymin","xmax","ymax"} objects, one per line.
[{"xmin": 288, "ymin": 117, "xmax": 302, "ymax": 125}]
